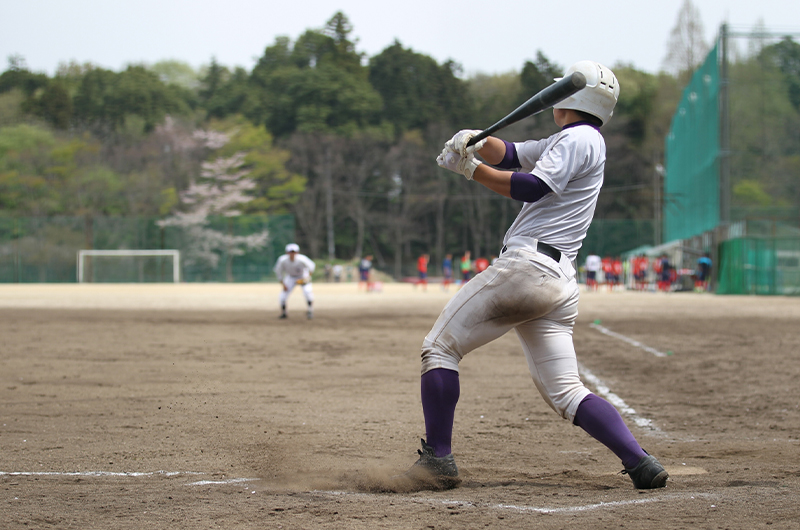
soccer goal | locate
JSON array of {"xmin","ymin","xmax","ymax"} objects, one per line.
[{"xmin": 77, "ymin": 250, "xmax": 181, "ymax": 283}]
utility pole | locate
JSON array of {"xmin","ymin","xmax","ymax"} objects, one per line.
[
  {"xmin": 654, "ymin": 162, "xmax": 664, "ymax": 246},
  {"xmin": 325, "ymin": 144, "xmax": 335, "ymax": 260}
]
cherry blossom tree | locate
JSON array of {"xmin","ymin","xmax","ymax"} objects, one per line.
[{"xmin": 158, "ymin": 130, "xmax": 269, "ymax": 276}]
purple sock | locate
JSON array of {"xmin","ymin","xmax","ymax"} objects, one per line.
[
  {"xmin": 420, "ymin": 368, "xmax": 460, "ymax": 457},
  {"xmin": 574, "ymin": 394, "xmax": 647, "ymax": 469}
]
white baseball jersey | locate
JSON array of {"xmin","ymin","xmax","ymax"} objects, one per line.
[
  {"xmin": 585, "ymin": 254, "xmax": 602, "ymax": 272},
  {"xmin": 273, "ymin": 253, "xmax": 316, "ymax": 281},
  {"xmin": 504, "ymin": 124, "xmax": 605, "ymax": 262}
]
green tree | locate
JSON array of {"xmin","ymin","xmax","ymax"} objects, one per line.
[
  {"xmin": 0, "ymin": 89, "xmax": 25, "ymax": 126},
  {"xmin": 212, "ymin": 118, "xmax": 306, "ymax": 215},
  {"xmin": 368, "ymin": 41, "xmax": 471, "ymax": 136},
  {"xmin": 149, "ymin": 60, "xmax": 200, "ymax": 90},
  {"xmin": 0, "ymin": 56, "xmax": 49, "ymax": 96},
  {"xmin": 662, "ymin": 0, "xmax": 709, "ymax": 80},
  {"xmin": 0, "ymin": 124, "xmax": 58, "ymax": 214},
  {"xmin": 762, "ymin": 37, "xmax": 800, "ymax": 110},
  {"xmin": 27, "ymin": 80, "xmax": 73, "ymax": 129},
  {"xmin": 519, "ymin": 52, "xmax": 562, "ymax": 96},
  {"xmin": 469, "ymin": 72, "xmax": 529, "ymax": 139},
  {"xmin": 73, "ymin": 65, "xmax": 192, "ymax": 132},
  {"xmin": 250, "ymin": 12, "xmax": 382, "ymax": 137},
  {"xmin": 199, "ymin": 63, "xmax": 257, "ymax": 121}
]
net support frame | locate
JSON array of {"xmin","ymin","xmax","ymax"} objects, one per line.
[{"xmin": 77, "ymin": 249, "xmax": 181, "ymax": 283}]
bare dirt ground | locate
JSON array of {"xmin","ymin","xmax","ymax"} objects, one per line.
[{"xmin": 1, "ymin": 283, "xmax": 799, "ymax": 529}]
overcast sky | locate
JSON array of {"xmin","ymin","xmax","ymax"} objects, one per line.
[{"xmin": 2, "ymin": 0, "xmax": 799, "ymax": 77}]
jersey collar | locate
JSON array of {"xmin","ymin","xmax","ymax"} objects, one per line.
[{"xmin": 562, "ymin": 121, "xmax": 601, "ymax": 132}]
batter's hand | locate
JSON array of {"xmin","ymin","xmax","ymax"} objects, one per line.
[
  {"xmin": 436, "ymin": 148, "xmax": 482, "ymax": 180},
  {"xmin": 445, "ymin": 129, "xmax": 487, "ymax": 156}
]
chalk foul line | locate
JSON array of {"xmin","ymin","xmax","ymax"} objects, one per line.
[
  {"xmin": 314, "ymin": 490, "xmax": 714, "ymax": 514},
  {"xmin": 589, "ymin": 323, "xmax": 669, "ymax": 357},
  {"xmin": 0, "ymin": 470, "xmax": 258, "ymax": 486},
  {"xmin": 579, "ymin": 365, "xmax": 658, "ymax": 431}
]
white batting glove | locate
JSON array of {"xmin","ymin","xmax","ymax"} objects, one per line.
[
  {"xmin": 444, "ymin": 129, "xmax": 487, "ymax": 156},
  {"xmin": 436, "ymin": 148, "xmax": 482, "ymax": 180}
]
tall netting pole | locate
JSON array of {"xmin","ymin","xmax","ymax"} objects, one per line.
[{"xmin": 719, "ymin": 23, "xmax": 731, "ymax": 227}]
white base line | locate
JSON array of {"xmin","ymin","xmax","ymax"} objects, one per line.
[
  {"xmin": 0, "ymin": 471, "xmax": 258, "ymax": 486},
  {"xmin": 314, "ymin": 490, "xmax": 713, "ymax": 514},
  {"xmin": 187, "ymin": 478, "xmax": 257, "ymax": 486},
  {"xmin": 589, "ymin": 323, "xmax": 668, "ymax": 357},
  {"xmin": 3, "ymin": 471, "xmax": 713, "ymax": 513},
  {"xmin": 579, "ymin": 365, "xmax": 658, "ymax": 431}
]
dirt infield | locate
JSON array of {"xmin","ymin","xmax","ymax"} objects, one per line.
[{"xmin": 2, "ymin": 283, "xmax": 799, "ymax": 529}]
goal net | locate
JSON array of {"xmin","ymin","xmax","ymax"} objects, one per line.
[{"xmin": 77, "ymin": 250, "xmax": 181, "ymax": 283}]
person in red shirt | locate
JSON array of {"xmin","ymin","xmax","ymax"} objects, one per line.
[
  {"xmin": 474, "ymin": 257, "xmax": 489, "ymax": 274},
  {"xmin": 612, "ymin": 257, "xmax": 623, "ymax": 291},
  {"xmin": 601, "ymin": 256, "xmax": 614, "ymax": 291},
  {"xmin": 416, "ymin": 254, "xmax": 430, "ymax": 291},
  {"xmin": 633, "ymin": 255, "xmax": 649, "ymax": 291}
]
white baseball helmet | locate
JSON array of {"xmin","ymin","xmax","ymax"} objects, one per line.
[
  {"xmin": 285, "ymin": 243, "xmax": 300, "ymax": 253},
  {"xmin": 553, "ymin": 61, "xmax": 619, "ymax": 125}
]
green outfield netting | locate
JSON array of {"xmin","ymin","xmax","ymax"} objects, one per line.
[
  {"xmin": 580, "ymin": 219, "xmax": 655, "ymax": 259},
  {"xmin": 664, "ymin": 43, "xmax": 721, "ymax": 243},
  {"xmin": 717, "ymin": 237, "xmax": 800, "ymax": 295},
  {"xmin": 0, "ymin": 215, "xmax": 294, "ymax": 283}
]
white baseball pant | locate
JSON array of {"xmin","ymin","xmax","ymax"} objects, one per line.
[
  {"xmin": 420, "ymin": 236, "xmax": 591, "ymax": 422},
  {"xmin": 279, "ymin": 277, "xmax": 314, "ymax": 306}
]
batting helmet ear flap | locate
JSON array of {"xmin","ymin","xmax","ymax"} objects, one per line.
[{"xmin": 553, "ymin": 61, "xmax": 619, "ymax": 125}]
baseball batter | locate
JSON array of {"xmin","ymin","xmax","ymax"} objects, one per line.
[
  {"xmin": 399, "ymin": 61, "xmax": 669, "ymax": 491},
  {"xmin": 273, "ymin": 243, "xmax": 316, "ymax": 319}
]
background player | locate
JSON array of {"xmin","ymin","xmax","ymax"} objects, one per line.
[
  {"xmin": 416, "ymin": 253, "xmax": 429, "ymax": 291},
  {"xmin": 474, "ymin": 256, "xmax": 489, "ymax": 275},
  {"xmin": 696, "ymin": 252, "xmax": 712, "ymax": 292},
  {"xmin": 358, "ymin": 255, "xmax": 374, "ymax": 291},
  {"xmin": 612, "ymin": 256, "xmax": 623, "ymax": 291},
  {"xmin": 398, "ymin": 61, "xmax": 668, "ymax": 492},
  {"xmin": 441, "ymin": 254, "xmax": 454, "ymax": 291},
  {"xmin": 459, "ymin": 251, "xmax": 473, "ymax": 285},
  {"xmin": 602, "ymin": 255, "xmax": 614, "ymax": 291},
  {"xmin": 585, "ymin": 253, "xmax": 602, "ymax": 291},
  {"xmin": 633, "ymin": 254, "xmax": 649, "ymax": 291},
  {"xmin": 273, "ymin": 243, "xmax": 316, "ymax": 319}
]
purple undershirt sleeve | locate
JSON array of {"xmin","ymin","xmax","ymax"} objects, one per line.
[
  {"xmin": 494, "ymin": 139, "xmax": 521, "ymax": 169},
  {"xmin": 510, "ymin": 172, "xmax": 552, "ymax": 203}
]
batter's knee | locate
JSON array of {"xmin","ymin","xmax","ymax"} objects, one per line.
[
  {"xmin": 420, "ymin": 336, "xmax": 461, "ymax": 375},
  {"xmin": 544, "ymin": 385, "xmax": 592, "ymax": 423}
]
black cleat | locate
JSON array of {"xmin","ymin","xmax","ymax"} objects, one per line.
[
  {"xmin": 279, "ymin": 313, "xmax": 287, "ymax": 319},
  {"xmin": 622, "ymin": 454, "xmax": 669, "ymax": 489},
  {"xmin": 394, "ymin": 439, "xmax": 461, "ymax": 491}
]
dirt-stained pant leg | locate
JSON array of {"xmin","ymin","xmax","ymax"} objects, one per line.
[{"xmin": 421, "ymin": 248, "xmax": 589, "ymax": 421}]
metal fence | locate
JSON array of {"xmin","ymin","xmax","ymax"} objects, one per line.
[{"xmin": 0, "ymin": 215, "xmax": 294, "ymax": 283}]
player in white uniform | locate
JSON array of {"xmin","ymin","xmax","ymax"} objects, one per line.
[
  {"xmin": 585, "ymin": 253, "xmax": 602, "ymax": 290},
  {"xmin": 273, "ymin": 243, "xmax": 316, "ymax": 319},
  {"xmin": 399, "ymin": 61, "xmax": 668, "ymax": 491}
]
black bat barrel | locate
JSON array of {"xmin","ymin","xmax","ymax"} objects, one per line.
[{"xmin": 466, "ymin": 71, "xmax": 587, "ymax": 147}]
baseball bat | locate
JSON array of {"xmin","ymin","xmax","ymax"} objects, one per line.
[{"xmin": 466, "ymin": 71, "xmax": 587, "ymax": 147}]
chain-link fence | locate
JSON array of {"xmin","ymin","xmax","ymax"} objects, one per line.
[
  {"xmin": 718, "ymin": 236, "xmax": 800, "ymax": 295},
  {"xmin": 0, "ymin": 215, "xmax": 294, "ymax": 283}
]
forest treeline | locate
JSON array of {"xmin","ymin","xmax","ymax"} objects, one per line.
[{"xmin": 1, "ymin": 11, "xmax": 799, "ymax": 276}]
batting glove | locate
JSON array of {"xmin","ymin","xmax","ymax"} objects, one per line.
[
  {"xmin": 444, "ymin": 129, "xmax": 487, "ymax": 156},
  {"xmin": 436, "ymin": 148, "xmax": 482, "ymax": 180}
]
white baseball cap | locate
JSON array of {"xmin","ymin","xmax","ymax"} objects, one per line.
[{"xmin": 285, "ymin": 243, "xmax": 300, "ymax": 253}]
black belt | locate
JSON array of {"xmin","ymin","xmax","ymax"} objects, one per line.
[{"xmin": 501, "ymin": 242, "xmax": 561, "ymax": 263}]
